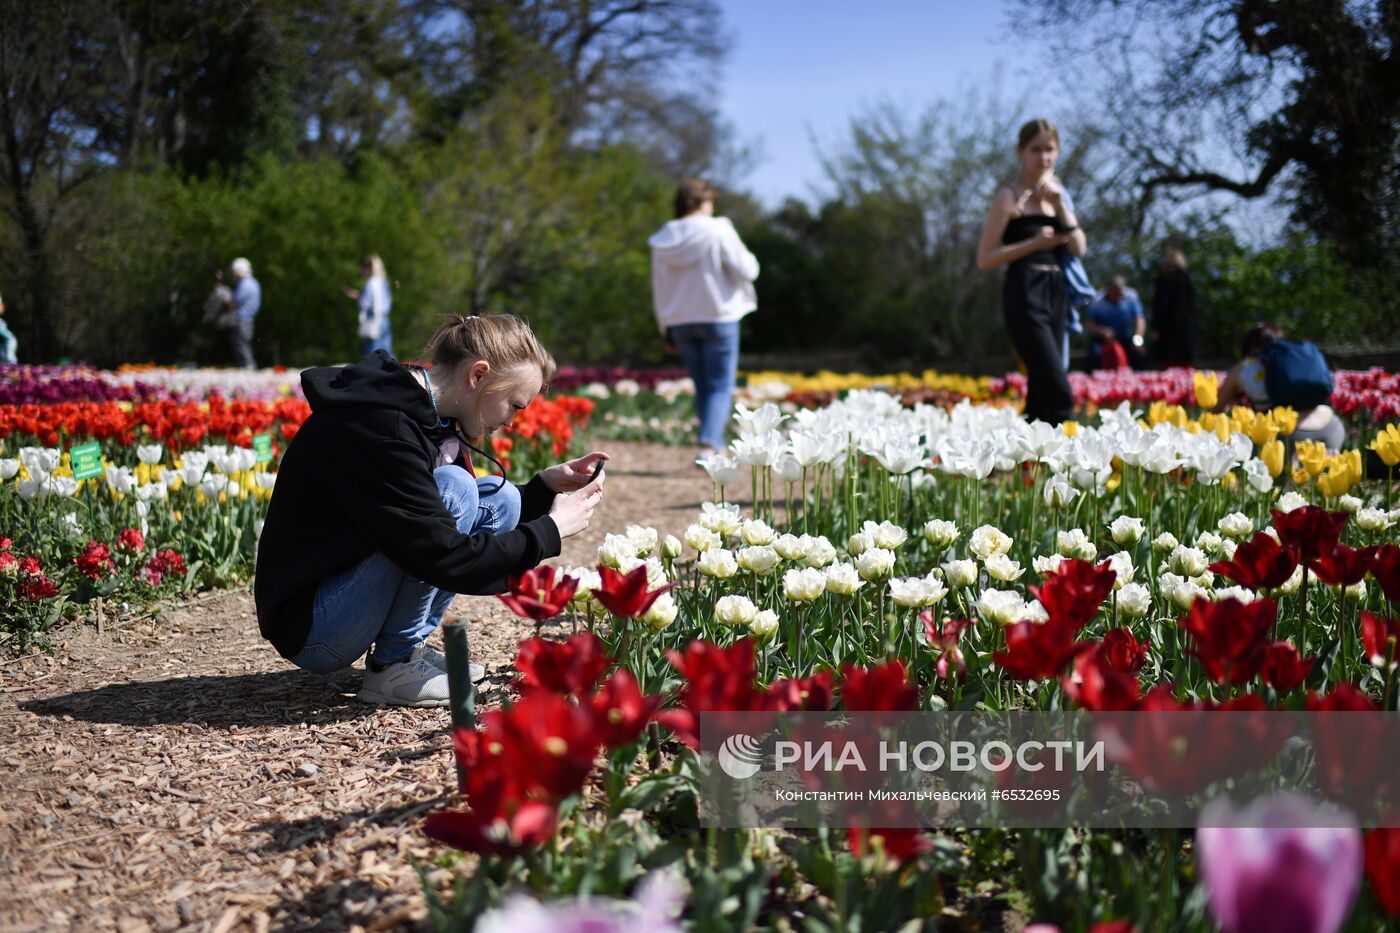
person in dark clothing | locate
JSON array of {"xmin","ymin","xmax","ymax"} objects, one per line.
[
  {"xmin": 254, "ymin": 313, "xmax": 606, "ymax": 707},
  {"xmin": 1151, "ymin": 245, "xmax": 1198, "ymax": 368},
  {"xmin": 976, "ymin": 118, "xmax": 1086, "ymax": 425}
]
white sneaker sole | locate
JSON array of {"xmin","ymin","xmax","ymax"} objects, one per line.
[{"xmin": 356, "ymin": 687, "xmax": 451, "ymax": 708}]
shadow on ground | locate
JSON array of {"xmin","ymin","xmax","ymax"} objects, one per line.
[
  {"xmin": 19, "ymin": 669, "xmax": 372, "ymax": 728},
  {"xmin": 251, "ymin": 795, "xmax": 449, "ymax": 854}
]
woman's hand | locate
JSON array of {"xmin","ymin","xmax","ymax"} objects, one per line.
[
  {"xmin": 548, "ymin": 475, "xmax": 603, "ymax": 538},
  {"xmin": 1032, "ymin": 226, "xmax": 1074, "ymax": 250},
  {"xmin": 1038, "ymin": 176, "xmax": 1065, "ymax": 210},
  {"xmin": 341, "ymin": 285, "xmax": 360, "ymax": 300},
  {"xmin": 540, "ymin": 451, "xmax": 609, "ymax": 493}
]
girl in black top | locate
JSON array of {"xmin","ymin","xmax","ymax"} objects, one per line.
[
  {"xmin": 254, "ymin": 314, "xmax": 605, "ymax": 707},
  {"xmin": 976, "ymin": 118, "xmax": 1087, "ymax": 425}
]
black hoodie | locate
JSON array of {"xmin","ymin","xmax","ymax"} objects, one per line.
[{"xmin": 254, "ymin": 351, "xmax": 561, "ymax": 659}]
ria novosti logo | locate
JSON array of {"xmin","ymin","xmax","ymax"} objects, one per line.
[{"xmin": 717, "ymin": 733, "xmax": 765, "ymax": 779}]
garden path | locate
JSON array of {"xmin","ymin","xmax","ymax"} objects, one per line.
[{"xmin": 0, "ymin": 441, "xmax": 731, "ymax": 933}]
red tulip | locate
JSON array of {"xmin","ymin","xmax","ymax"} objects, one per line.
[
  {"xmin": 1209, "ymin": 531, "xmax": 1300, "ymax": 591},
  {"xmin": 841, "ymin": 659, "xmax": 919, "ymax": 711},
  {"xmin": 423, "ymin": 799, "xmax": 558, "ymax": 857},
  {"xmin": 1261, "ymin": 641, "xmax": 1315, "ymax": 692},
  {"xmin": 1370, "ymin": 545, "xmax": 1400, "ymax": 603},
  {"xmin": 514, "ymin": 632, "xmax": 612, "ymax": 696},
  {"xmin": 483, "ymin": 689, "xmax": 601, "ymax": 801},
  {"xmin": 1272, "ymin": 505, "xmax": 1349, "ymax": 564},
  {"xmin": 1311, "ymin": 543, "xmax": 1372, "ymax": 587},
  {"xmin": 1176, "ymin": 597, "xmax": 1277, "ymax": 685},
  {"xmin": 847, "ymin": 826, "xmax": 933, "ymax": 866},
  {"xmin": 994, "ymin": 618, "xmax": 1089, "ymax": 682},
  {"xmin": 1365, "ymin": 828, "xmax": 1400, "ymax": 916},
  {"xmin": 589, "ymin": 669, "xmax": 663, "ymax": 748},
  {"xmin": 1362, "ymin": 612, "xmax": 1400, "ymax": 667},
  {"xmin": 1031, "ymin": 558, "xmax": 1117, "ymax": 630},
  {"xmin": 765, "ymin": 670, "xmax": 836, "ymax": 712},
  {"xmin": 1307, "ymin": 682, "xmax": 1378, "ymax": 712},
  {"xmin": 922, "ymin": 614, "xmax": 973, "ymax": 680},
  {"xmin": 1101, "ymin": 627, "xmax": 1147, "ymax": 672},
  {"xmin": 591, "ymin": 564, "xmax": 676, "ymax": 618},
  {"xmin": 497, "ymin": 565, "xmax": 579, "ymax": 622},
  {"xmin": 1061, "ymin": 644, "xmax": 1140, "ymax": 711},
  {"xmin": 656, "ymin": 639, "xmax": 765, "ymax": 748}
]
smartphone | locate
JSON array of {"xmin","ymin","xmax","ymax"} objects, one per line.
[{"xmin": 589, "ymin": 459, "xmax": 606, "ymax": 482}]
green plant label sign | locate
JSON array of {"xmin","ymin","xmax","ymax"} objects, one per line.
[
  {"xmin": 252, "ymin": 433, "xmax": 273, "ymax": 464},
  {"xmin": 70, "ymin": 442, "xmax": 104, "ymax": 480}
]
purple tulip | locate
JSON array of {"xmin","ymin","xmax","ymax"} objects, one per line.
[
  {"xmin": 1197, "ymin": 793, "xmax": 1362, "ymax": 933},
  {"xmin": 473, "ymin": 871, "xmax": 682, "ymax": 933}
]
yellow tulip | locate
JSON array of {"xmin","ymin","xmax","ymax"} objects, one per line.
[
  {"xmin": 1147, "ymin": 401, "xmax": 1170, "ymax": 425},
  {"xmin": 1344, "ymin": 448, "xmax": 1362, "ymax": 479},
  {"xmin": 1184, "ymin": 421, "xmax": 1203, "ymax": 435},
  {"xmin": 1261, "ymin": 439, "xmax": 1285, "ymax": 477},
  {"xmin": 1268, "ymin": 407, "xmax": 1299, "ymax": 437},
  {"xmin": 1221, "ymin": 470, "xmax": 1238, "ymax": 491},
  {"xmin": 1194, "ymin": 371, "xmax": 1220, "ymax": 409},
  {"xmin": 1296, "ymin": 440, "xmax": 1328, "ymax": 477},
  {"xmin": 1370, "ymin": 424, "xmax": 1400, "ymax": 467},
  {"xmin": 1247, "ymin": 420, "xmax": 1279, "ymax": 448},
  {"xmin": 1317, "ymin": 463, "xmax": 1356, "ymax": 499},
  {"xmin": 136, "ymin": 463, "xmax": 151, "ymax": 485},
  {"xmin": 1292, "ymin": 466, "xmax": 1311, "ymax": 486},
  {"xmin": 1167, "ymin": 405, "xmax": 1188, "ymax": 428},
  {"xmin": 1062, "ymin": 421, "xmax": 1080, "ymax": 437}
]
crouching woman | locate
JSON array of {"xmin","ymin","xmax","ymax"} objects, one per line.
[{"xmin": 254, "ymin": 313, "xmax": 605, "ymax": 707}]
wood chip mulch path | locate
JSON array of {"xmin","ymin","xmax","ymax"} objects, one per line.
[{"xmin": 0, "ymin": 441, "xmax": 738, "ymax": 933}]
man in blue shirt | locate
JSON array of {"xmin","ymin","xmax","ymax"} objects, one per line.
[
  {"xmin": 1083, "ymin": 276, "xmax": 1145, "ymax": 370},
  {"xmin": 228, "ymin": 257, "xmax": 261, "ymax": 369}
]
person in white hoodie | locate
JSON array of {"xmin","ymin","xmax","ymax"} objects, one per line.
[{"xmin": 649, "ymin": 178, "xmax": 760, "ymax": 457}]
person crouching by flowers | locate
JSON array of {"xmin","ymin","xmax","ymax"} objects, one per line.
[{"xmin": 255, "ymin": 314, "xmax": 607, "ymax": 707}]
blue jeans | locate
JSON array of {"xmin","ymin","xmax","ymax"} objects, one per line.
[
  {"xmin": 671, "ymin": 321, "xmax": 740, "ymax": 450},
  {"xmin": 289, "ymin": 467, "xmax": 521, "ymax": 673},
  {"xmin": 361, "ymin": 326, "xmax": 393, "ymax": 358}
]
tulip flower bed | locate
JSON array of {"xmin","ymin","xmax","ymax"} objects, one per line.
[
  {"xmin": 0, "ymin": 366, "xmax": 595, "ymax": 648},
  {"xmin": 417, "ymin": 394, "xmax": 1400, "ymax": 932}
]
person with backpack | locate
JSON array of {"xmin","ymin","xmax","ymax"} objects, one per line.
[{"xmin": 1214, "ymin": 322, "xmax": 1344, "ymax": 451}]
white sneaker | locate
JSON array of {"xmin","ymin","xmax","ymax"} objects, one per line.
[
  {"xmin": 412, "ymin": 643, "xmax": 487, "ymax": 683},
  {"xmin": 358, "ymin": 655, "xmax": 451, "ymax": 707}
]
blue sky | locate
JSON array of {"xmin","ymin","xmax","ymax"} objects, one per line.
[{"xmin": 716, "ymin": 1, "xmax": 1052, "ymax": 207}]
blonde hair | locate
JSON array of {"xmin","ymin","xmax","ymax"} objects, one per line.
[
  {"xmin": 363, "ymin": 254, "xmax": 386, "ymax": 278},
  {"xmin": 423, "ymin": 313, "xmax": 557, "ymax": 388}
]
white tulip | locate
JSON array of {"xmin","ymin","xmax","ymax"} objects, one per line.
[
  {"xmin": 697, "ymin": 453, "xmax": 740, "ymax": 487},
  {"xmin": 1213, "ymin": 586, "xmax": 1257, "ymax": 604},
  {"xmin": 1195, "ymin": 531, "xmax": 1225, "ymax": 555},
  {"xmin": 598, "ymin": 534, "xmax": 637, "ymax": 569},
  {"xmin": 888, "ymin": 576, "xmax": 928, "ymax": 607},
  {"xmin": 0, "ymin": 459, "xmax": 19, "ymax": 480},
  {"xmin": 1106, "ymin": 551, "xmax": 1135, "ymax": 589},
  {"xmin": 749, "ymin": 609, "xmax": 780, "ymax": 640},
  {"xmin": 774, "ymin": 533, "xmax": 813, "ymax": 561},
  {"xmin": 1056, "ymin": 528, "xmax": 1097, "ymax": 562},
  {"xmin": 715, "ymin": 594, "xmax": 759, "ymax": 626},
  {"xmin": 1218, "ymin": 512, "xmax": 1253, "ymax": 539},
  {"xmin": 733, "ymin": 402, "xmax": 787, "ymax": 437},
  {"xmin": 737, "ymin": 545, "xmax": 780, "ymax": 575},
  {"xmin": 847, "ymin": 530, "xmax": 874, "ymax": 556},
  {"xmin": 1117, "ymin": 582, "xmax": 1152, "ymax": 619},
  {"xmin": 105, "ymin": 465, "xmax": 136, "ymax": 495},
  {"xmin": 922, "ymin": 519, "xmax": 959, "ymax": 550},
  {"xmin": 698, "ymin": 503, "xmax": 743, "ymax": 536},
  {"xmin": 1357, "ymin": 508, "xmax": 1392, "ymax": 532},
  {"xmin": 52, "ymin": 476, "xmax": 79, "ymax": 497},
  {"xmin": 697, "ymin": 548, "xmax": 739, "ymax": 579},
  {"xmin": 783, "ymin": 567, "xmax": 827, "ymax": 603},
  {"xmin": 942, "ymin": 559, "xmax": 978, "ymax": 588},
  {"xmin": 1338, "ymin": 494, "xmax": 1363, "ymax": 514},
  {"xmin": 684, "ymin": 523, "xmax": 722, "ymax": 553},
  {"xmin": 803, "ymin": 536, "xmax": 838, "ymax": 568},
  {"xmin": 824, "ymin": 562, "xmax": 865, "ymax": 596},
  {"xmin": 1167, "ymin": 545, "xmax": 1209, "ymax": 576},
  {"xmin": 855, "ymin": 547, "xmax": 896, "ymax": 581},
  {"xmin": 1043, "ymin": 474, "xmax": 1078, "ymax": 509},
  {"xmin": 1109, "ymin": 516, "xmax": 1144, "ymax": 546},
  {"xmin": 1152, "ymin": 532, "xmax": 1180, "ymax": 553},
  {"xmin": 1277, "ymin": 491, "xmax": 1309, "ymax": 512},
  {"xmin": 640, "ymin": 592, "xmax": 678, "ymax": 631},
  {"xmin": 1033, "ymin": 553, "xmax": 1066, "ymax": 577},
  {"xmin": 969, "ymin": 524, "xmax": 1013, "ymax": 561},
  {"xmin": 625, "ymin": 525, "xmax": 659, "ymax": 557},
  {"xmin": 254, "ymin": 472, "xmax": 277, "ymax": 490},
  {"xmin": 1242, "ymin": 458, "xmax": 1274, "ymax": 493},
  {"xmin": 741, "ymin": 519, "xmax": 777, "ymax": 546},
  {"xmin": 199, "ymin": 474, "xmax": 229, "ymax": 498},
  {"xmin": 771, "ymin": 453, "xmax": 803, "ymax": 484},
  {"xmin": 984, "ymin": 553, "xmax": 1025, "ymax": 582},
  {"xmin": 977, "ymin": 589, "xmax": 1027, "ymax": 625},
  {"xmin": 861, "ymin": 520, "xmax": 908, "ymax": 550},
  {"xmin": 63, "ymin": 512, "xmax": 84, "ymax": 540},
  {"xmin": 789, "ymin": 431, "xmax": 830, "ymax": 468}
]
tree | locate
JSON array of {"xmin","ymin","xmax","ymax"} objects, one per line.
[{"xmin": 1011, "ymin": 0, "xmax": 1400, "ymax": 273}]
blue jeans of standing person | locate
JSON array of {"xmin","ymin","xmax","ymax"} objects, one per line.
[
  {"xmin": 361, "ymin": 326, "xmax": 393, "ymax": 358},
  {"xmin": 288, "ymin": 467, "xmax": 521, "ymax": 674},
  {"xmin": 230, "ymin": 317, "xmax": 257, "ymax": 370},
  {"xmin": 671, "ymin": 321, "xmax": 740, "ymax": 451}
]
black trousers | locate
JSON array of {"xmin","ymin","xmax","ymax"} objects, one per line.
[{"xmin": 1003, "ymin": 265, "xmax": 1074, "ymax": 424}]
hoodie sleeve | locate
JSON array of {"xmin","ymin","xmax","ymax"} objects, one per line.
[
  {"xmin": 329, "ymin": 409, "xmax": 561, "ymax": 593},
  {"xmin": 717, "ymin": 217, "xmax": 760, "ymax": 282}
]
